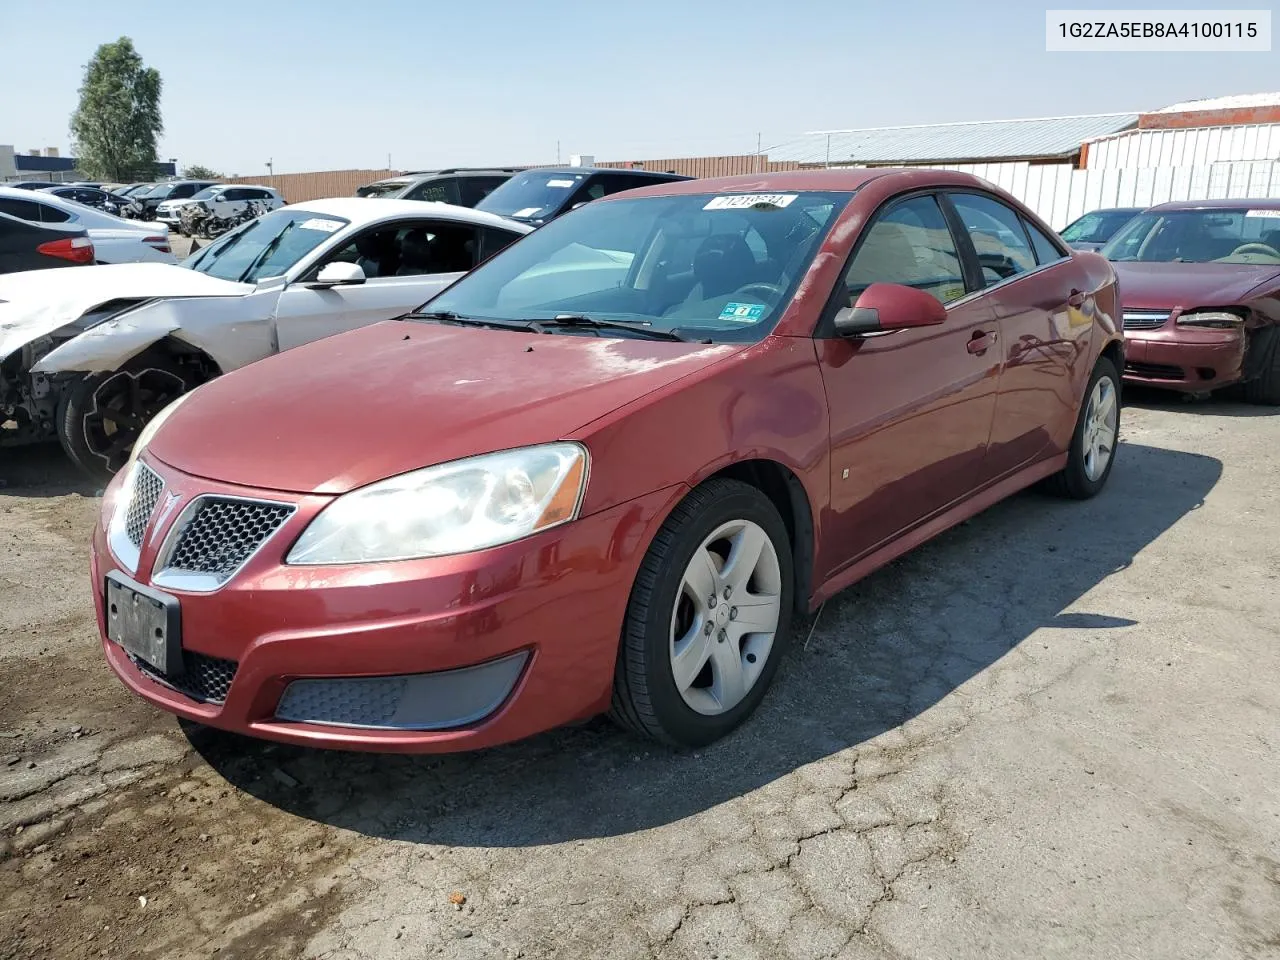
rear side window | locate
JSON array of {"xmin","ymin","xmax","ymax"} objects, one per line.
[
  {"xmin": 480, "ymin": 226, "xmax": 523, "ymax": 260},
  {"xmin": 844, "ymin": 194, "xmax": 967, "ymax": 305},
  {"xmin": 1022, "ymin": 217, "xmax": 1067, "ymax": 265},
  {"xmin": 0, "ymin": 198, "xmax": 43, "ymax": 222},
  {"xmin": 949, "ymin": 193, "xmax": 1037, "ymax": 284},
  {"xmin": 459, "ymin": 176, "xmax": 509, "ymax": 207},
  {"xmin": 404, "ymin": 179, "xmax": 456, "ymax": 204}
]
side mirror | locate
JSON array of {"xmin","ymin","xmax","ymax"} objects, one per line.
[
  {"xmin": 309, "ymin": 261, "xmax": 366, "ymax": 288},
  {"xmin": 834, "ymin": 282, "xmax": 948, "ymax": 337}
]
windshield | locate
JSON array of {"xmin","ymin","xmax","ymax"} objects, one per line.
[
  {"xmin": 142, "ymin": 183, "xmax": 174, "ymax": 198},
  {"xmin": 357, "ymin": 180, "xmax": 411, "ymax": 198},
  {"xmin": 422, "ymin": 190, "xmax": 851, "ymax": 343},
  {"xmin": 475, "ymin": 171, "xmax": 589, "ymax": 221},
  {"xmin": 1061, "ymin": 210, "xmax": 1139, "ymax": 244},
  {"xmin": 189, "ymin": 186, "xmax": 220, "ymax": 201},
  {"xmin": 186, "ymin": 208, "xmax": 350, "ymax": 283},
  {"xmin": 1102, "ymin": 208, "xmax": 1280, "ymax": 264}
]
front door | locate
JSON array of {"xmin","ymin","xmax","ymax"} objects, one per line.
[{"xmin": 817, "ymin": 192, "xmax": 1001, "ymax": 579}]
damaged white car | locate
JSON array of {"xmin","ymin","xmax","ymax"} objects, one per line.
[{"xmin": 0, "ymin": 198, "xmax": 532, "ymax": 480}]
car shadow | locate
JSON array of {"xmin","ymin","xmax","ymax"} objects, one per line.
[
  {"xmin": 0, "ymin": 443, "xmax": 100, "ymax": 498},
  {"xmin": 186, "ymin": 441, "xmax": 1220, "ymax": 847},
  {"xmin": 1124, "ymin": 384, "xmax": 1280, "ymax": 417}
]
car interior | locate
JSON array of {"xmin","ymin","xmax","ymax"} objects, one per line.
[{"xmin": 331, "ymin": 223, "xmax": 480, "ymax": 279}]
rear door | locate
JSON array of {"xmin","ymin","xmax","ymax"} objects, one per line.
[
  {"xmin": 272, "ymin": 218, "xmax": 482, "ymax": 351},
  {"xmin": 944, "ymin": 191, "xmax": 1084, "ymax": 482}
]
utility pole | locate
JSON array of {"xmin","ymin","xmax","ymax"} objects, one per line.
[
  {"xmin": 556, "ymin": 140, "xmax": 561, "ymax": 164},
  {"xmin": 387, "ymin": 152, "xmax": 391, "ymax": 171},
  {"xmin": 756, "ymin": 132, "xmax": 762, "ymax": 172},
  {"xmin": 265, "ymin": 158, "xmax": 274, "ymax": 189},
  {"xmin": 825, "ymin": 134, "xmax": 832, "ymax": 168}
]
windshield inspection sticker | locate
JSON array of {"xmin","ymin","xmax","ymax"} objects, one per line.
[
  {"xmin": 704, "ymin": 194, "xmax": 797, "ymax": 211},
  {"xmin": 299, "ymin": 218, "xmax": 344, "ymax": 233},
  {"xmin": 719, "ymin": 302, "xmax": 767, "ymax": 323},
  {"xmin": 512, "ymin": 207, "xmax": 542, "ymax": 218},
  {"xmin": 546, "ymin": 179, "xmax": 577, "ymax": 188},
  {"xmin": 1245, "ymin": 209, "xmax": 1280, "ymax": 219}
]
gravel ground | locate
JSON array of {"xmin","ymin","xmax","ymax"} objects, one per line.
[{"xmin": 1, "ymin": 393, "xmax": 1278, "ymax": 960}]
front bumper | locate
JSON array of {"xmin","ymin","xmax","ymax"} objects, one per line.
[
  {"xmin": 1122, "ymin": 326, "xmax": 1246, "ymax": 392},
  {"xmin": 154, "ymin": 209, "xmax": 181, "ymax": 223},
  {"xmin": 91, "ymin": 456, "xmax": 683, "ymax": 753}
]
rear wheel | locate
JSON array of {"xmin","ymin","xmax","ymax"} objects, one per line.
[
  {"xmin": 57, "ymin": 352, "xmax": 198, "ymax": 483},
  {"xmin": 609, "ymin": 478, "xmax": 794, "ymax": 747},
  {"xmin": 1044, "ymin": 356, "xmax": 1120, "ymax": 500},
  {"xmin": 1241, "ymin": 326, "xmax": 1280, "ymax": 405}
]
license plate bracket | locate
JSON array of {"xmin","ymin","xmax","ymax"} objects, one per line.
[{"xmin": 105, "ymin": 571, "xmax": 183, "ymax": 676}]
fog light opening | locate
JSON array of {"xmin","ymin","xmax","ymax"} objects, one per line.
[{"xmin": 1196, "ymin": 367, "xmax": 1217, "ymax": 381}]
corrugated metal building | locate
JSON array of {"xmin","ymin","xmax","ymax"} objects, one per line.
[{"xmin": 768, "ymin": 113, "xmax": 1139, "ymax": 167}]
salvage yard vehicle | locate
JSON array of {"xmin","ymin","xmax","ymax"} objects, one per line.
[
  {"xmin": 91, "ymin": 168, "xmax": 1123, "ymax": 753},
  {"xmin": 0, "ymin": 186, "xmax": 173, "ymax": 264},
  {"xmin": 0, "ymin": 210, "xmax": 94, "ymax": 274},
  {"xmin": 159, "ymin": 184, "xmax": 283, "ymax": 234},
  {"xmin": 1102, "ymin": 199, "xmax": 1280, "ymax": 402},
  {"xmin": 357, "ymin": 168, "xmax": 518, "ymax": 204},
  {"xmin": 0, "ymin": 198, "xmax": 532, "ymax": 479},
  {"xmin": 475, "ymin": 166, "xmax": 692, "ymax": 226},
  {"xmin": 133, "ymin": 180, "xmax": 219, "ymax": 219},
  {"xmin": 1058, "ymin": 207, "xmax": 1144, "ymax": 252}
]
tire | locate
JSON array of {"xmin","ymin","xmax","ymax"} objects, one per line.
[
  {"xmin": 1241, "ymin": 326, "xmax": 1280, "ymax": 405},
  {"xmin": 609, "ymin": 478, "xmax": 795, "ymax": 748},
  {"xmin": 57, "ymin": 352, "xmax": 198, "ymax": 484},
  {"xmin": 1044, "ymin": 356, "xmax": 1121, "ymax": 500}
]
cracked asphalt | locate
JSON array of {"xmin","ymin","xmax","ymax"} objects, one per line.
[{"xmin": 2, "ymin": 393, "xmax": 1278, "ymax": 960}]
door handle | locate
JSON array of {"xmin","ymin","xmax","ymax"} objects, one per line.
[
  {"xmin": 966, "ymin": 330, "xmax": 997, "ymax": 355},
  {"xmin": 1067, "ymin": 289, "xmax": 1086, "ymax": 307}
]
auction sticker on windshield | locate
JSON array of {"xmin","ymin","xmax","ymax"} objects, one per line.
[
  {"xmin": 299, "ymin": 218, "xmax": 344, "ymax": 233},
  {"xmin": 1246, "ymin": 209, "xmax": 1280, "ymax": 218},
  {"xmin": 719, "ymin": 302, "xmax": 767, "ymax": 322},
  {"xmin": 547, "ymin": 179, "xmax": 577, "ymax": 188},
  {"xmin": 704, "ymin": 194, "xmax": 797, "ymax": 210}
]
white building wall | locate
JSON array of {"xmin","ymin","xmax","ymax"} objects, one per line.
[{"xmin": 1087, "ymin": 125, "xmax": 1280, "ymax": 169}]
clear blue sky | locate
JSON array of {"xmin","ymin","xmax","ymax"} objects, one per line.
[{"xmin": 1, "ymin": 0, "xmax": 1274, "ymax": 175}]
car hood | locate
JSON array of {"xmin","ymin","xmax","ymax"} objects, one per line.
[
  {"xmin": 148, "ymin": 320, "xmax": 742, "ymax": 494},
  {"xmin": 0, "ymin": 262, "xmax": 250, "ymax": 360},
  {"xmin": 1111, "ymin": 261, "xmax": 1280, "ymax": 311}
]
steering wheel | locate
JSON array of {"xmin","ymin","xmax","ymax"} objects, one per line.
[
  {"xmin": 1228, "ymin": 242, "xmax": 1280, "ymax": 259},
  {"xmin": 731, "ymin": 282, "xmax": 785, "ymax": 303}
]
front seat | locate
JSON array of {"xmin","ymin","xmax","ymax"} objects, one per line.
[
  {"xmin": 845, "ymin": 222, "xmax": 921, "ymax": 295},
  {"xmin": 689, "ymin": 234, "xmax": 758, "ymax": 300},
  {"xmin": 396, "ymin": 230, "xmax": 435, "ymax": 275}
]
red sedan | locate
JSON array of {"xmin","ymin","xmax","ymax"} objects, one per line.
[
  {"xmin": 91, "ymin": 169, "xmax": 1123, "ymax": 752},
  {"xmin": 1104, "ymin": 199, "xmax": 1280, "ymax": 402}
]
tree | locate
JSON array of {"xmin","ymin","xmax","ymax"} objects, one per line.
[
  {"xmin": 182, "ymin": 164, "xmax": 222, "ymax": 179},
  {"xmin": 69, "ymin": 38, "xmax": 163, "ymax": 182}
]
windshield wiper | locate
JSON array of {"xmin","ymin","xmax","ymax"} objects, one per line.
[
  {"xmin": 404, "ymin": 310, "xmax": 526, "ymax": 331},
  {"xmin": 525, "ymin": 314, "xmax": 690, "ymax": 342}
]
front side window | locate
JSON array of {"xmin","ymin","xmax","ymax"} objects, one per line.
[
  {"xmin": 950, "ymin": 193, "xmax": 1037, "ymax": 284},
  {"xmin": 318, "ymin": 221, "xmax": 479, "ymax": 279},
  {"xmin": 426, "ymin": 190, "xmax": 851, "ymax": 342},
  {"xmin": 844, "ymin": 194, "xmax": 967, "ymax": 305},
  {"xmin": 1023, "ymin": 217, "xmax": 1067, "ymax": 265},
  {"xmin": 186, "ymin": 208, "xmax": 351, "ymax": 283},
  {"xmin": 1101, "ymin": 208, "xmax": 1280, "ymax": 264}
]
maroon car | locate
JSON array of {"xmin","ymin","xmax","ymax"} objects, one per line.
[
  {"xmin": 1103, "ymin": 199, "xmax": 1280, "ymax": 402},
  {"xmin": 91, "ymin": 169, "xmax": 1123, "ymax": 753}
]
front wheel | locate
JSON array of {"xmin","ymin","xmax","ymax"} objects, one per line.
[
  {"xmin": 1241, "ymin": 326, "xmax": 1280, "ymax": 405},
  {"xmin": 609, "ymin": 478, "xmax": 794, "ymax": 747},
  {"xmin": 1044, "ymin": 356, "xmax": 1120, "ymax": 499},
  {"xmin": 56, "ymin": 353, "xmax": 199, "ymax": 483}
]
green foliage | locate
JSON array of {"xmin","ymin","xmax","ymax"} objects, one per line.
[
  {"xmin": 181, "ymin": 164, "xmax": 222, "ymax": 179},
  {"xmin": 69, "ymin": 38, "xmax": 163, "ymax": 182}
]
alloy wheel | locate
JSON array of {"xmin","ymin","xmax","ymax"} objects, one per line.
[
  {"xmin": 1082, "ymin": 375, "xmax": 1118, "ymax": 481},
  {"xmin": 669, "ymin": 519, "xmax": 783, "ymax": 716}
]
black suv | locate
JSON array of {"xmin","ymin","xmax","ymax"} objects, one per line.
[
  {"xmin": 356, "ymin": 168, "xmax": 518, "ymax": 206},
  {"xmin": 475, "ymin": 167, "xmax": 693, "ymax": 226},
  {"xmin": 134, "ymin": 179, "xmax": 219, "ymax": 217}
]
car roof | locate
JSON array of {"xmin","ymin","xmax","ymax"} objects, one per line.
[
  {"xmin": 287, "ymin": 196, "xmax": 535, "ymax": 232},
  {"xmin": 1149, "ymin": 197, "xmax": 1280, "ymax": 211},
  {"xmin": 603, "ymin": 167, "xmax": 1000, "ymax": 199},
  {"xmin": 527, "ymin": 167, "xmax": 693, "ymax": 180}
]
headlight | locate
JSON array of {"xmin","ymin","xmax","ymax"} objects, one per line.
[
  {"xmin": 286, "ymin": 442, "xmax": 589, "ymax": 565},
  {"xmin": 126, "ymin": 388, "xmax": 195, "ymax": 469},
  {"xmin": 1176, "ymin": 311, "xmax": 1244, "ymax": 328}
]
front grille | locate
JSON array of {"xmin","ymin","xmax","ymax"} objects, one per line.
[
  {"xmin": 133, "ymin": 651, "xmax": 238, "ymax": 704},
  {"xmin": 1122, "ymin": 311, "xmax": 1171, "ymax": 330},
  {"xmin": 1125, "ymin": 361, "xmax": 1186, "ymax": 380},
  {"xmin": 125, "ymin": 464, "xmax": 165, "ymax": 546},
  {"xmin": 163, "ymin": 498, "xmax": 294, "ymax": 583}
]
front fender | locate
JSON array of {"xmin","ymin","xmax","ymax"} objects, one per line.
[{"xmin": 32, "ymin": 293, "xmax": 279, "ymax": 374}]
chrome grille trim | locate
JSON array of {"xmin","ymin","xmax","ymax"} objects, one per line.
[
  {"xmin": 1122, "ymin": 311, "xmax": 1171, "ymax": 331},
  {"xmin": 107, "ymin": 462, "xmax": 165, "ymax": 574},
  {"xmin": 151, "ymin": 494, "xmax": 296, "ymax": 593}
]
